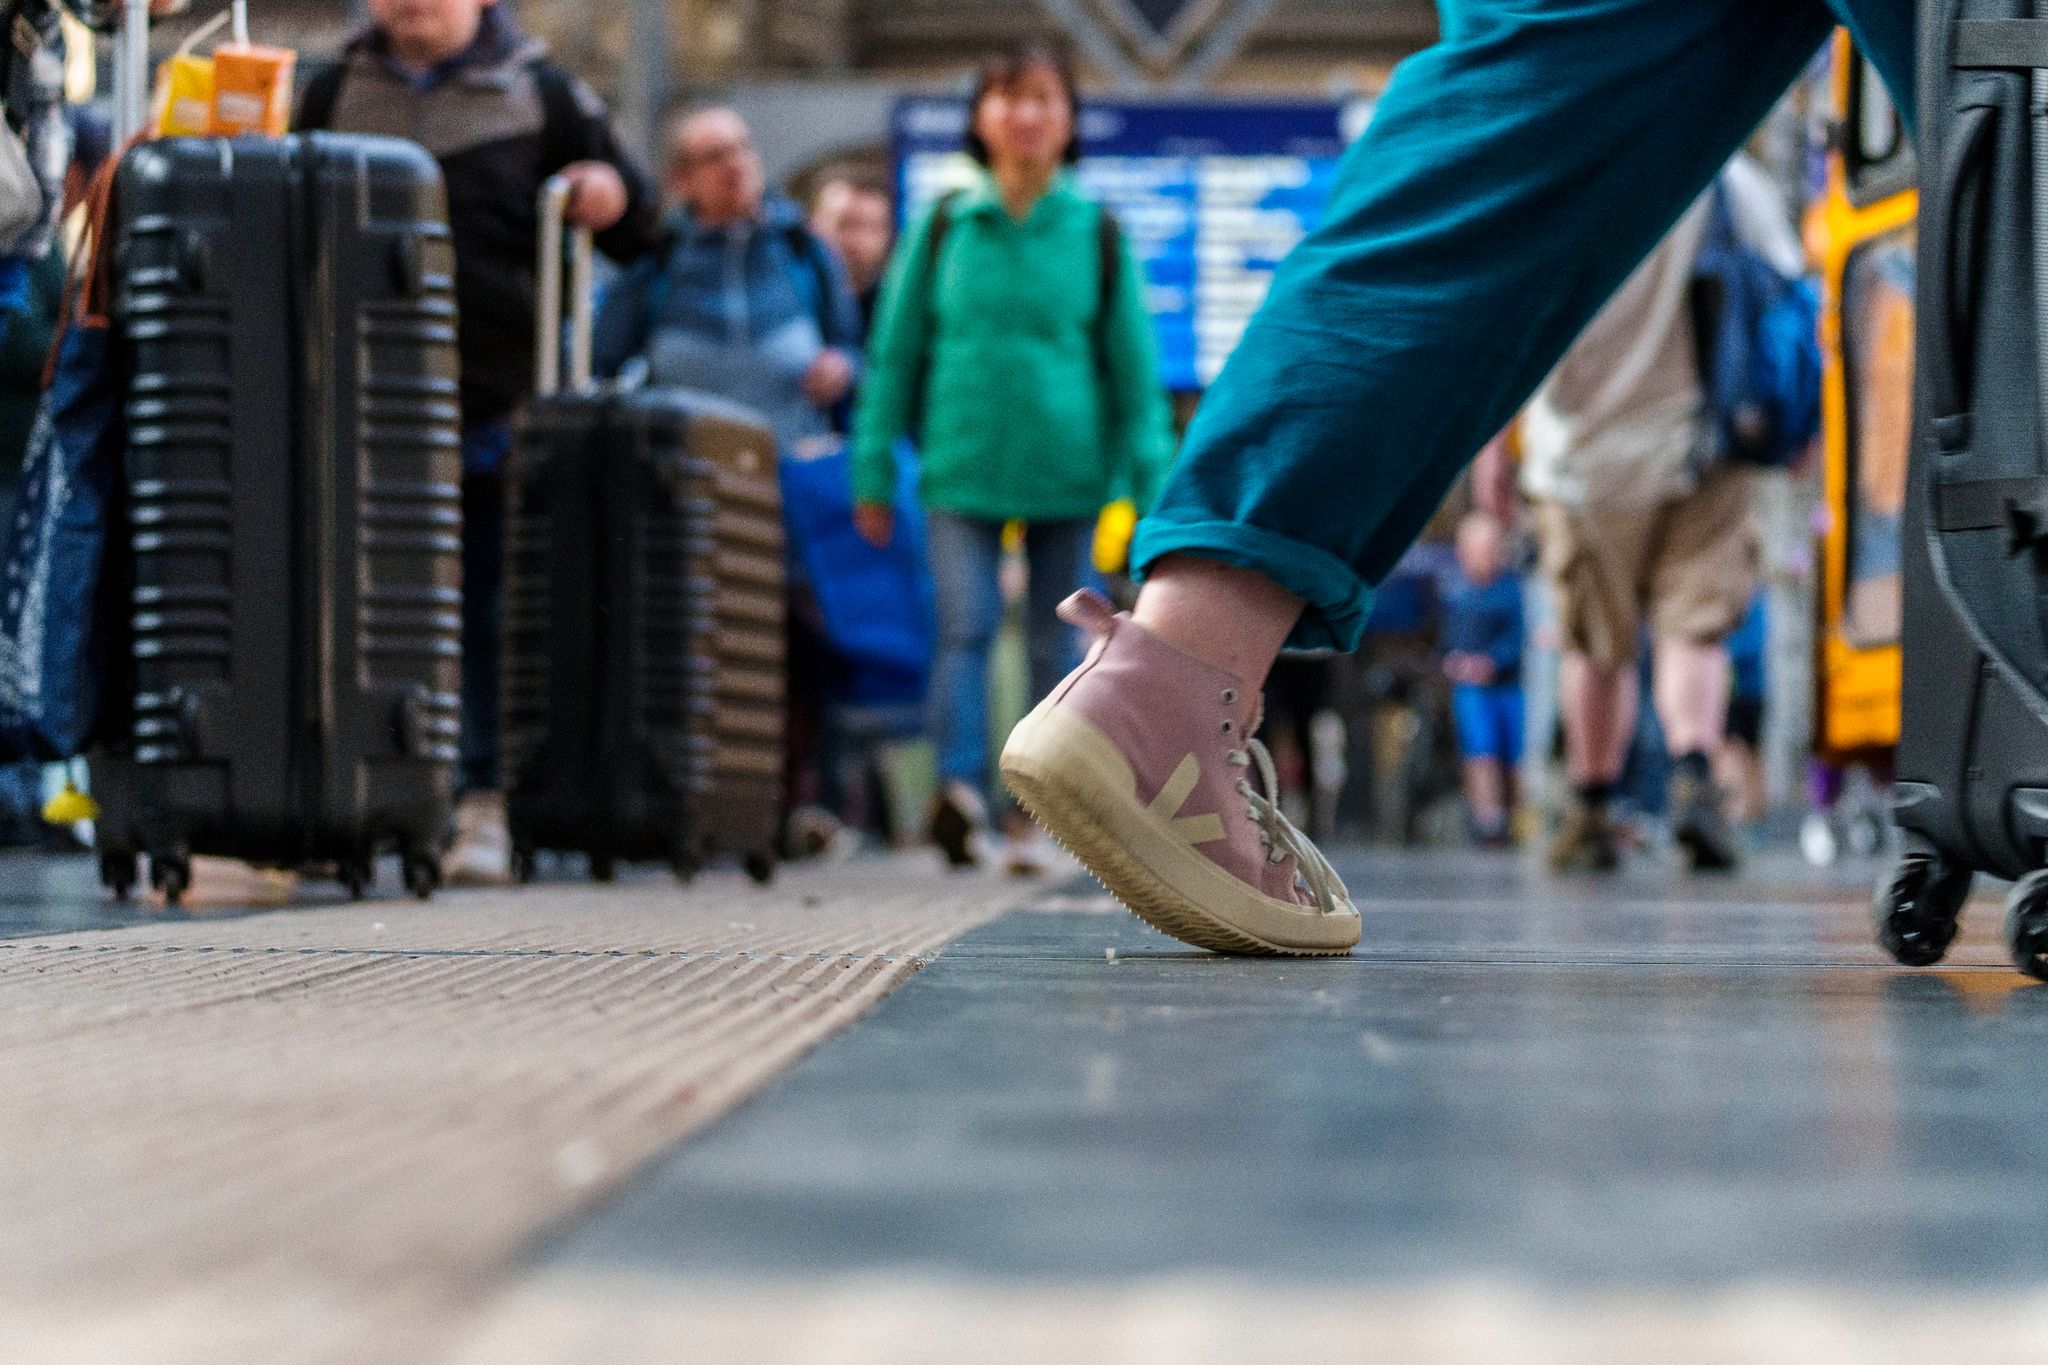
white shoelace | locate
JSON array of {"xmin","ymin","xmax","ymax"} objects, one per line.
[{"xmin": 1227, "ymin": 738, "xmax": 1352, "ymax": 916}]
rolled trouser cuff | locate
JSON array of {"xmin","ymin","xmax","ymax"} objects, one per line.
[{"xmin": 1131, "ymin": 518, "xmax": 1376, "ymax": 654}]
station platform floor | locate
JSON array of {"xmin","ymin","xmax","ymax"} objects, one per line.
[{"xmin": 2, "ymin": 844, "xmax": 2046, "ymax": 1362}]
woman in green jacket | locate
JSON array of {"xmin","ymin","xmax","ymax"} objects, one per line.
[{"xmin": 853, "ymin": 42, "xmax": 1173, "ymax": 872}]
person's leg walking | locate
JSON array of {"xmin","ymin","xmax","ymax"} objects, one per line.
[
  {"xmin": 925, "ymin": 511, "xmax": 1005, "ymax": 865},
  {"xmin": 1648, "ymin": 466, "xmax": 1759, "ymax": 870},
  {"xmin": 445, "ymin": 460, "xmax": 512, "ymax": 885},
  {"xmin": 1653, "ymin": 638, "xmax": 1733, "ymax": 760},
  {"xmin": 1000, "ymin": 518, "xmax": 1095, "ymax": 873},
  {"xmin": 1551, "ymin": 652, "xmax": 1636, "ymax": 871},
  {"xmin": 1006, "ymin": 0, "xmax": 1845, "ymax": 952},
  {"xmin": 1023, "ymin": 519, "xmax": 1093, "ymax": 703},
  {"xmin": 1562, "ymin": 656, "xmax": 1638, "ymax": 794}
]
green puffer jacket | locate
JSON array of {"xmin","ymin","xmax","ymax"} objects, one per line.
[{"xmin": 852, "ymin": 173, "xmax": 1174, "ymax": 523}]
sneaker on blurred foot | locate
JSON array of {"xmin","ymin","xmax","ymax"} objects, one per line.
[
  {"xmin": 1671, "ymin": 767, "xmax": 1740, "ymax": 872},
  {"xmin": 160, "ymin": 856, "xmax": 297, "ymax": 908},
  {"xmin": 1546, "ymin": 799, "xmax": 1621, "ymax": 874},
  {"xmin": 781, "ymin": 805, "xmax": 844, "ymax": 862},
  {"xmin": 999, "ymin": 812, "xmax": 1054, "ymax": 878},
  {"xmin": 999, "ymin": 591, "xmax": 1359, "ymax": 956},
  {"xmin": 927, "ymin": 781, "xmax": 987, "ymax": 869},
  {"xmin": 442, "ymin": 790, "xmax": 513, "ymax": 887}
]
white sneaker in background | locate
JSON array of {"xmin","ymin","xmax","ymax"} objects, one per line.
[{"xmin": 442, "ymin": 791, "xmax": 513, "ymax": 887}]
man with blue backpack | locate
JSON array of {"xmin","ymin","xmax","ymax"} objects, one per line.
[{"xmin": 1524, "ymin": 153, "xmax": 1810, "ymax": 876}]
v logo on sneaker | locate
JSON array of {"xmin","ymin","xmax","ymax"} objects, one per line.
[{"xmin": 1146, "ymin": 753, "xmax": 1226, "ymax": 846}]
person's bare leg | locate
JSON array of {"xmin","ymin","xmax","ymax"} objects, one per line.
[
  {"xmin": 1560, "ymin": 651, "xmax": 1635, "ymax": 785},
  {"xmin": 1133, "ymin": 555, "xmax": 1303, "ymax": 694},
  {"xmin": 1550, "ymin": 650, "xmax": 1634, "ymax": 872},
  {"xmin": 1652, "ymin": 635, "xmax": 1731, "ymax": 757},
  {"xmin": 1462, "ymin": 757, "xmax": 1506, "ymax": 839},
  {"xmin": 1654, "ymin": 634, "xmax": 1740, "ymax": 870}
]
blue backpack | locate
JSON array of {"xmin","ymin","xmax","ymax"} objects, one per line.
[{"xmin": 1690, "ymin": 181, "xmax": 1821, "ymax": 469}]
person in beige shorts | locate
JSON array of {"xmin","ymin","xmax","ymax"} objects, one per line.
[{"xmin": 1522, "ymin": 155, "xmax": 1794, "ymax": 874}]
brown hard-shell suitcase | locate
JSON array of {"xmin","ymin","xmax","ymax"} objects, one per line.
[{"xmin": 502, "ymin": 180, "xmax": 785, "ymax": 884}]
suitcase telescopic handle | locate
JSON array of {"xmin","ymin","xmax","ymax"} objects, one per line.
[{"xmin": 536, "ymin": 175, "xmax": 595, "ymax": 397}]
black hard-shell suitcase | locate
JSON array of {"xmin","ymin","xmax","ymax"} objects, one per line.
[
  {"xmin": 93, "ymin": 134, "xmax": 462, "ymax": 904},
  {"xmin": 502, "ymin": 182, "xmax": 785, "ymax": 884},
  {"xmin": 1878, "ymin": 0, "xmax": 2048, "ymax": 974}
]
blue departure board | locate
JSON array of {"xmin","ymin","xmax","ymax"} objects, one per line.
[{"xmin": 892, "ymin": 98, "xmax": 1369, "ymax": 391}]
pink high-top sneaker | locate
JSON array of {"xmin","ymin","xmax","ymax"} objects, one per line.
[{"xmin": 1000, "ymin": 591, "xmax": 1359, "ymax": 956}]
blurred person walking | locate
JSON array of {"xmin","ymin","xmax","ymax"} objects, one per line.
[
  {"xmin": 809, "ymin": 170, "xmax": 895, "ymax": 334},
  {"xmin": 296, "ymin": 0, "xmax": 662, "ymax": 885},
  {"xmin": 1525, "ymin": 157, "xmax": 1799, "ymax": 875},
  {"xmin": 592, "ymin": 107, "xmax": 866, "ymax": 860},
  {"xmin": 1717, "ymin": 592, "xmax": 1770, "ymax": 827},
  {"xmin": 592, "ymin": 107, "xmax": 864, "ymax": 451},
  {"xmin": 853, "ymin": 42, "xmax": 1173, "ymax": 874},
  {"xmin": 999, "ymin": 0, "xmax": 1902, "ymax": 954},
  {"xmin": 1442, "ymin": 511, "xmax": 1524, "ymax": 847},
  {"xmin": 0, "ymin": 0, "xmax": 70, "ymax": 849}
]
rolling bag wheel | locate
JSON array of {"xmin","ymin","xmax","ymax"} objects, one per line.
[
  {"xmin": 2006, "ymin": 870, "xmax": 2048, "ymax": 981},
  {"xmin": 100, "ymin": 851, "xmax": 138, "ymax": 903},
  {"xmin": 744, "ymin": 850, "xmax": 775, "ymax": 886},
  {"xmin": 671, "ymin": 848, "xmax": 701, "ymax": 885},
  {"xmin": 343, "ymin": 859, "xmax": 371, "ymax": 901},
  {"xmin": 1875, "ymin": 846, "xmax": 1973, "ymax": 967},
  {"xmin": 153, "ymin": 856, "xmax": 191, "ymax": 908},
  {"xmin": 589, "ymin": 853, "xmax": 616, "ymax": 884},
  {"xmin": 403, "ymin": 852, "xmax": 439, "ymax": 901},
  {"xmin": 511, "ymin": 847, "xmax": 537, "ymax": 885}
]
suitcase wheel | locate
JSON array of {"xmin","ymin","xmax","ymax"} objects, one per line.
[
  {"xmin": 151, "ymin": 856, "xmax": 191, "ymax": 909},
  {"xmin": 589, "ymin": 853, "xmax": 617, "ymax": 884},
  {"xmin": 100, "ymin": 851, "xmax": 138, "ymax": 904},
  {"xmin": 2005, "ymin": 870, "xmax": 2048, "ymax": 982},
  {"xmin": 512, "ymin": 847, "xmax": 537, "ymax": 885},
  {"xmin": 744, "ymin": 851, "xmax": 775, "ymax": 887},
  {"xmin": 1875, "ymin": 848, "xmax": 1972, "ymax": 968},
  {"xmin": 403, "ymin": 853, "xmax": 439, "ymax": 902},
  {"xmin": 342, "ymin": 859, "xmax": 372, "ymax": 901},
  {"xmin": 672, "ymin": 851, "xmax": 701, "ymax": 885}
]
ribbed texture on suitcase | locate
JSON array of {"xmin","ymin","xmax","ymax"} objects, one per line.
[
  {"xmin": 100, "ymin": 134, "xmax": 461, "ymax": 877},
  {"xmin": 503, "ymin": 391, "xmax": 784, "ymax": 874}
]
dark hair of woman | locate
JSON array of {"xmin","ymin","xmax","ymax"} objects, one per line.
[{"xmin": 963, "ymin": 41, "xmax": 1082, "ymax": 167}]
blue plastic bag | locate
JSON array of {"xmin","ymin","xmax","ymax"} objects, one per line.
[
  {"xmin": 0, "ymin": 313, "xmax": 122, "ymax": 762},
  {"xmin": 779, "ymin": 439, "xmax": 934, "ymax": 709}
]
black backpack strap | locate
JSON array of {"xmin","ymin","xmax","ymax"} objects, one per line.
[
  {"xmin": 1096, "ymin": 204, "xmax": 1121, "ymax": 318},
  {"xmin": 530, "ymin": 60, "xmax": 586, "ymax": 175},
  {"xmin": 293, "ymin": 61, "xmax": 346, "ymax": 132},
  {"xmin": 905, "ymin": 190, "xmax": 964, "ymax": 441},
  {"xmin": 783, "ymin": 223, "xmax": 837, "ymax": 333},
  {"xmin": 1093, "ymin": 205, "xmax": 1123, "ymax": 369},
  {"xmin": 922, "ymin": 189, "xmax": 962, "ymax": 302}
]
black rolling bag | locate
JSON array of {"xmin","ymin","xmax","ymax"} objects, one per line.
[
  {"xmin": 93, "ymin": 134, "xmax": 463, "ymax": 905},
  {"xmin": 1879, "ymin": 0, "xmax": 2048, "ymax": 974},
  {"xmin": 502, "ymin": 180, "xmax": 785, "ymax": 885}
]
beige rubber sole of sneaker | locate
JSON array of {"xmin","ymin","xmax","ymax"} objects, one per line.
[{"xmin": 1000, "ymin": 703, "xmax": 1359, "ymax": 957}]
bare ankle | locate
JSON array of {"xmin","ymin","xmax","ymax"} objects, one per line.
[{"xmin": 1132, "ymin": 555, "xmax": 1303, "ymax": 688}]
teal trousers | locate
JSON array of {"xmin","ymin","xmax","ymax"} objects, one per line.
[{"xmin": 1133, "ymin": 0, "xmax": 1915, "ymax": 650}]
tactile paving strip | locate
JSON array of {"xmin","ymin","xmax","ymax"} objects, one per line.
[{"xmin": 0, "ymin": 860, "xmax": 1036, "ymax": 1365}]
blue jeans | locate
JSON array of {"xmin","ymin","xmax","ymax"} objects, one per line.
[
  {"xmin": 926, "ymin": 512, "xmax": 1092, "ymax": 801},
  {"xmin": 0, "ymin": 483, "xmax": 37, "ymax": 841},
  {"xmin": 1133, "ymin": 0, "xmax": 1914, "ymax": 651},
  {"xmin": 457, "ymin": 423, "xmax": 513, "ymax": 794}
]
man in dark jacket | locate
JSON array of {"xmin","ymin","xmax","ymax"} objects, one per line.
[{"xmin": 296, "ymin": 0, "xmax": 663, "ymax": 883}]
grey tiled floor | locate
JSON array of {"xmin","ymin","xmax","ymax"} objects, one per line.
[{"xmin": 534, "ymin": 849, "xmax": 2048, "ymax": 1291}]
